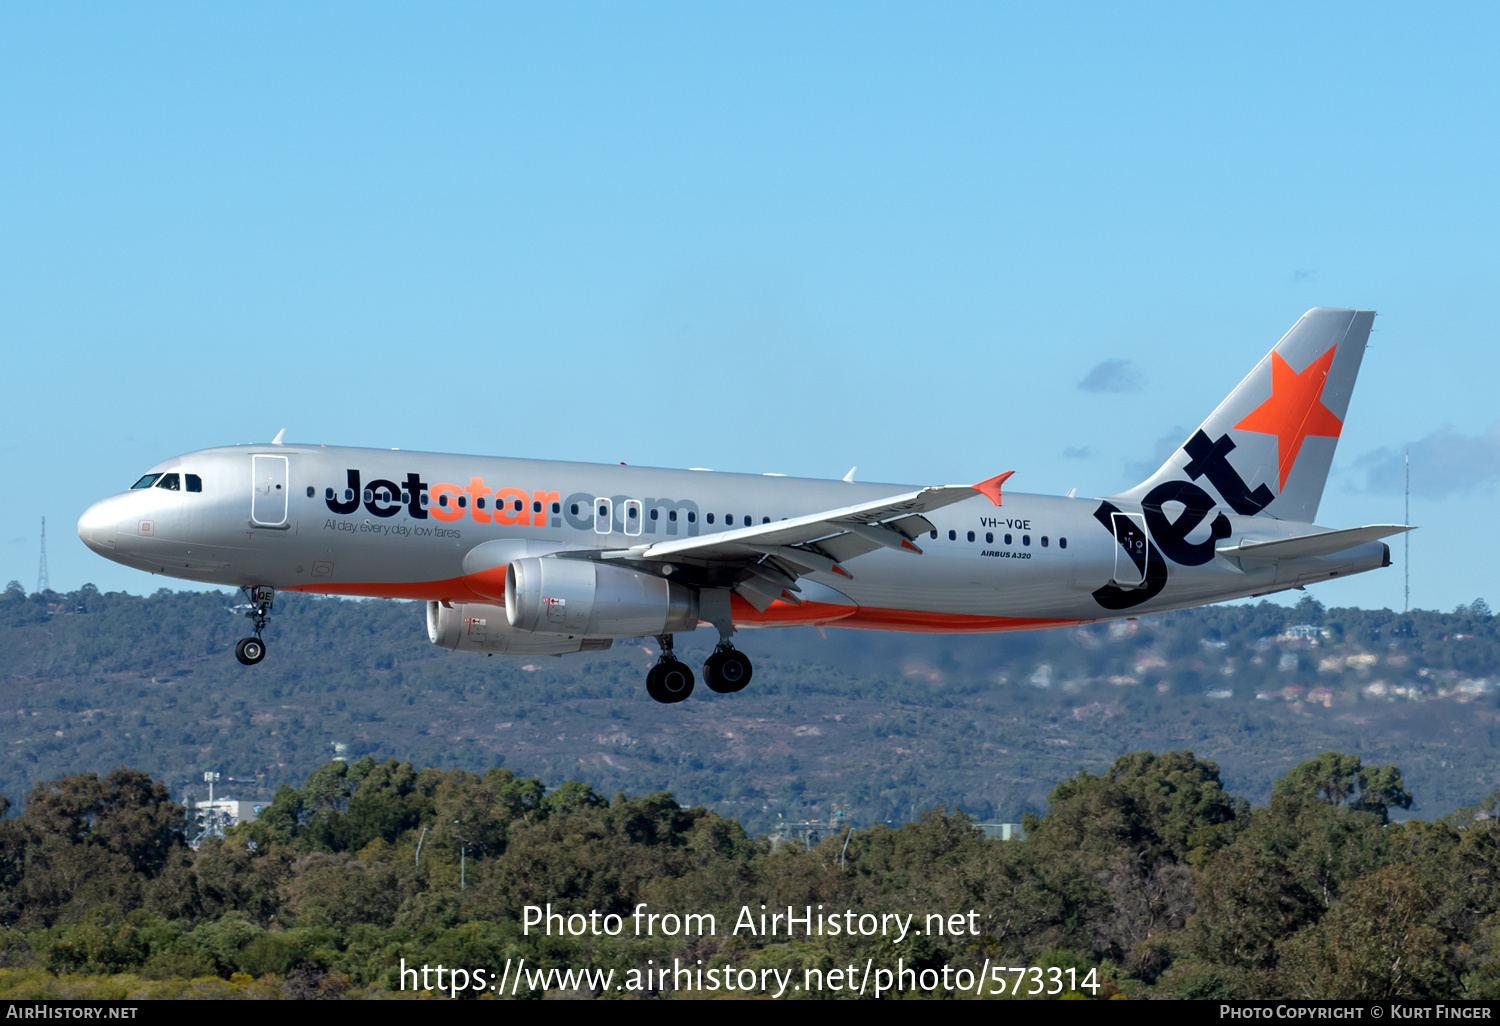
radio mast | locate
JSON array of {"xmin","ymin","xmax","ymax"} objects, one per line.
[
  {"xmin": 1403, "ymin": 449, "xmax": 1409, "ymax": 613},
  {"xmin": 36, "ymin": 518, "xmax": 48, "ymax": 594}
]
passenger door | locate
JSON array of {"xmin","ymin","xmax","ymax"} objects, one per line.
[{"xmin": 250, "ymin": 455, "xmax": 289, "ymax": 527}]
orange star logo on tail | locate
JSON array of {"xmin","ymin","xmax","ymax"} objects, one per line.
[{"xmin": 1234, "ymin": 344, "xmax": 1343, "ymax": 490}]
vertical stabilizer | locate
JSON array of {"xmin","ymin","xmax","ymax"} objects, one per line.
[{"xmin": 1114, "ymin": 308, "xmax": 1375, "ymax": 524}]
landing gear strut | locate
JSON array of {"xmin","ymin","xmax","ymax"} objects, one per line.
[
  {"xmin": 235, "ymin": 586, "xmax": 273, "ymax": 666},
  {"xmin": 645, "ymin": 634, "xmax": 694, "ymax": 703},
  {"xmin": 703, "ymin": 641, "xmax": 752, "ymax": 693}
]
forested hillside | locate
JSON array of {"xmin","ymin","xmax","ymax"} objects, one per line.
[
  {"xmin": 0, "ymin": 751, "xmax": 1496, "ymax": 999},
  {"xmin": 0, "ymin": 582, "xmax": 1496, "ymax": 835}
]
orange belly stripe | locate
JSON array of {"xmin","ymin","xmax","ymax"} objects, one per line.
[{"xmin": 285, "ymin": 578, "xmax": 1083, "ymax": 634}]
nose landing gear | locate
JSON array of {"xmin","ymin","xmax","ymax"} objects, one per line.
[
  {"xmin": 235, "ymin": 586, "xmax": 273, "ymax": 666},
  {"xmin": 645, "ymin": 634, "xmax": 694, "ymax": 703}
]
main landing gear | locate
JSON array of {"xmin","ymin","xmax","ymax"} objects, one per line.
[
  {"xmin": 644, "ymin": 634, "xmax": 755, "ymax": 703},
  {"xmin": 646, "ymin": 634, "xmax": 695, "ymax": 703},
  {"xmin": 703, "ymin": 642, "xmax": 752, "ymax": 694},
  {"xmin": 235, "ymin": 586, "xmax": 273, "ymax": 666}
]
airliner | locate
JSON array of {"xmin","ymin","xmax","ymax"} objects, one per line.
[{"xmin": 78, "ymin": 308, "xmax": 1407, "ymax": 703}]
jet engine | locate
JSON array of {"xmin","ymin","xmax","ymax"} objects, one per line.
[
  {"xmin": 505, "ymin": 556, "xmax": 698, "ymax": 638},
  {"xmin": 426, "ymin": 601, "xmax": 612, "ymax": 655}
]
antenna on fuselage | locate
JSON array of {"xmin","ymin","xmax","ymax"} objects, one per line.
[
  {"xmin": 271, "ymin": 429, "xmax": 286, "ymax": 445},
  {"xmin": 843, "ymin": 467, "xmax": 856, "ymax": 483}
]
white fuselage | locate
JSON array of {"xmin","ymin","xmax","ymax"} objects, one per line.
[{"xmin": 78, "ymin": 443, "xmax": 1389, "ymax": 637}]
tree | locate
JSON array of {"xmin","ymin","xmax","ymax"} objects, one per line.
[
  {"xmin": 1189, "ymin": 792, "xmax": 1391, "ymax": 972},
  {"xmin": 1021, "ymin": 751, "xmax": 1246, "ymax": 971},
  {"xmin": 1272, "ymin": 753, "xmax": 1413, "ymax": 824},
  {"xmin": 1278, "ymin": 863, "xmax": 1449, "ymax": 998}
]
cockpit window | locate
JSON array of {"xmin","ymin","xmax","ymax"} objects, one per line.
[
  {"xmin": 155, "ymin": 473, "xmax": 181, "ymax": 491},
  {"xmin": 185, "ymin": 474, "xmax": 202, "ymax": 493},
  {"xmin": 131, "ymin": 474, "xmax": 160, "ymax": 489}
]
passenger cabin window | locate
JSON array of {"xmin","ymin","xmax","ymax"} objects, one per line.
[
  {"xmin": 967, "ymin": 531, "xmax": 975, "ymax": 542},
  {"xmin": 131, "ymin": 474, "xmax": 160, "ymax": 489},
  {"xmin": 1041, "ymin": 536, "xmax": 1049, "ymax": 547},
  {"xmin": 948, "ymin": 530, "xmax": 957, "ymax": 541},
  {"xmin": 1022, "ymin": 534, "xmax": 1031, "ymax": 546},
  {"xmin": 744, "ymin": 515, "xmax": 752, "ymax": 526},
  {"xmin": 1059, "ymin": 537, "xmax": 1067, "ymax": 549},
  {"xmin": 325, "ymin": 488, "xmax": 334, "ymax": 500},
  {"xmin": 650, "ymin": 508, "xmax": 659, "ymax": 520},
  {"xmin": 986, "ymin": 532, "xmax": 993, "ymax": 544},
  {"xmin": 306, "ymin": 486, "xmax": 315, "ymax": 498},
  {"xmin": 185, "ymin": 474, "xmax": 202, "ymax": 492},
  {"xmin": 1004, "ymin": 533, "xmax": 1012, "ymax": 544},
  {"xmin": 929, "ymin": 530, "xmax": 938, "ymax": 539},
  {"xmin": 155, "ymin": 473, "xmax": 180, "ymax": 491},
  {"xmin": 707, "ymin": 513, "xmax": 715, "ymax": 524}
]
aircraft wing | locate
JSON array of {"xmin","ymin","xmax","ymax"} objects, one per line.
[
  {"xmin": 1217, "ymin": 524, "xmax": 1412, "ymax": 565},
  {"xmin": 600, "ymin": 472, "xmax": 1013, "ymax": 610}
]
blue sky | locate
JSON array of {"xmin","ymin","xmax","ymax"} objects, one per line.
[{"xmin": 2, "ymin": 4, "xmax": 1496, "ymax": 612}]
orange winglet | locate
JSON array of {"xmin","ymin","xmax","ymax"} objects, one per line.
[
  {"xmin": 831, "ymin": 563, "xmax": 853, "ymax": 579},
  {"xmin": 971, "ymin": 470, "xmax": 1014, "ymax": 507}
]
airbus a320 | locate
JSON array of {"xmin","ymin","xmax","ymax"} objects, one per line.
[{"xmin": 79, "ymin": 308, "xmax": 1406, "ymax": 703}]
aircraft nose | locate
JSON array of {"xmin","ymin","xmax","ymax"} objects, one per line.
[{"xmin": 77, "ymin": 498, "xmax": 120, "ymax": 555}]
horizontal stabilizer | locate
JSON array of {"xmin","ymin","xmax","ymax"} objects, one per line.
[{"xmin": 1217, "ymin": 524, "xmax": 1412, "ymax": 564}]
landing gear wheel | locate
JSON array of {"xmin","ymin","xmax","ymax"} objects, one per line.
[
  {"xmin": 703, "ymin": 647, "xmax": 752, "ymax": 693},
  {"xmin": 646, "ymin": 660, "xmax": 695, "ymax": 703},
  {"xmin": 234, "ymin": 586, "xmax": 274, "ymax": 665},
  {"xmin": 235, "ymin": 637, "xmax": 266, "ymax": 665}
]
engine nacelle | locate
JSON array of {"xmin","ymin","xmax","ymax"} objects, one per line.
[
  {"xmin": 505, "ymin": 557, "xmax": 698, "ymax": 638},
  {"xmin": 426, "ymin": 601, "xmax": 613, "ymax": 655}
]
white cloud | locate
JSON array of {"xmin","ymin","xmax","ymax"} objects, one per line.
[
  {"xmin": 1078, "ymin": 359, "xmax": 1144, "ymax": 394},
  {"xmin": 1353, "ymin": 422, "xmax": 1500, "ymax": 498},
  {"xmin": 1124, "ymin": 429, "xmax": 1187, "ymax": 484}
]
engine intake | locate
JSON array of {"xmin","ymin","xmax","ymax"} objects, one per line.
[
  {"xmin": 426, "ymin": 601, "xmax": 612, "ymax": 655},
  {"xmin": 505, "ymin": 557, "xmax": 698, "ymax": 638}
]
